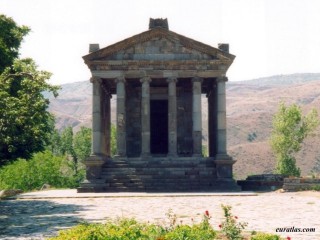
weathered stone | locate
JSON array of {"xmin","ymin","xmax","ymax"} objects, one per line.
[
  {"xmin": 283, "ymin": 177, "xmax": 320, "ymax": 191},
  {"xmin": 238, "ymin": 174, "xmax": 285, "ymax": 191},
  {"xmin": 140, "ymin": 76, "xmax": 151, "ymax": 158},
  {"xmin": 0, "ymin": 189, "xmax": 23, "ymax": 199},
  {"xmin": 79, "ymin": 19, "xmax": 238, "ymax": 192},
  {"xmin": 40, "ymin": 184, "xmax": 51, "ymax": 191}
]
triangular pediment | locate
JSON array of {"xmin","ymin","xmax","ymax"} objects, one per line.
[{"xmin": 83, "ymin": 28, "xmax": 235, "ymax": 63}]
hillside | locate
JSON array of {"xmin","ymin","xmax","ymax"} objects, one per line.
[{"xmin": 48, "ymin": 73, "xmax": 320, "ymax": 179}]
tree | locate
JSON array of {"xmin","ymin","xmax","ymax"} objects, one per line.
[
  {"xmin": 60, "ymin": 126, "xmax": 91, "ymax": 182},
  {"xmin": 47, "ymin": 128, "xmax": 63, "ymax": 156},
  {"xmin": 111, "ymin": 124, "xmax": 117, "ymax": 156},
  {"xmin": 74, "ymin": 127, "xmax": 92, "ymax": 162},
  {"xmin": 0, "ymin": 14, "xmax": 30, "ymax": 72},
  {"xmin": 0, "ymin": 58, "xmax": 59, "ymax": 164},
  {"xmin": 270, "ymin": 102, "xmax": 319, "ymax": 176}
]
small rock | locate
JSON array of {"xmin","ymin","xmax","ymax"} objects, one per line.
[
  {"xmin": 41, "ymin": 184, "xmax": 51, "ymax": 191},
  {"xmin": 0, "ymin": 189, "xmax": 23, "ymax": 199}
]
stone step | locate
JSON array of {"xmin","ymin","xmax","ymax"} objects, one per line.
[
  {"xmin": 103, "ymin": 162, "xmax": 216, "ymax": 168},
  {"xmin": 101, "ymin": 166, "xmax": 216, "ymax": 172},
  {"xmin": 79, "ymin": 157, "xmax": 240, "ymax": 192},
  {"xmin": 100, "ymin": 171, "xmax": 216, "ymax": 179}
]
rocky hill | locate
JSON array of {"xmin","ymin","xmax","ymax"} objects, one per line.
[{"xmin": 48, "ymin": 73, "xmax": 320, "ymax": 179}]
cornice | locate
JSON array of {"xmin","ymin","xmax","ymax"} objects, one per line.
[
  {"xmin": 86, "ymin": 59, "xmax": 232, "ymax": 72},
  {"xmin": 83, "ymin": 28, "xmax": 235, "ymax": 63}
]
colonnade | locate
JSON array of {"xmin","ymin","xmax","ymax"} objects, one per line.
[{"xmin": 90, "ymin": 76, "xmax": 228, "ymax": 159}]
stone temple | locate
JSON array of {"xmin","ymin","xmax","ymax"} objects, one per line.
[{"xmin": 78, "ymin": 18, "xmax": 240, "ymax": 192}]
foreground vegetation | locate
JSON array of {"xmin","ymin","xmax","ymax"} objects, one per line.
[
  {"xmin": 270, "ymin": 102, "xmax": 319, "ymax": 177},
  {"xmin": 49, "ymin": 206, "xmax": 283, "ymax": 240},
  {"xmin": 0, "ymin": 150, "xmax": 83, "ymax": 190}
]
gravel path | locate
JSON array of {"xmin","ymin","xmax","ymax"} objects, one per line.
[{"xmin": 0, "ymin": 190, "xmax": 319, "ymax": 240}]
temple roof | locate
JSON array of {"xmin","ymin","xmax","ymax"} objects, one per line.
[{"xmin": 83, "ymin": 22, "xmax": 235, "ymax": 65}]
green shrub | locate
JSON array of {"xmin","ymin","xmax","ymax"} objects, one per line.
[
  {"xmin": 219, "ymin": 204, "xmax": 247, "ymax": 240},
  {"xmin": 48, "ymin": 207, "xmax": 287, "ymax": 240},
  {"xmin": 49, "ymin": 213, "xmax": 217, "ymax": 240},
  {"xmin": 164, "ymin": 224, "xmax": 216, "ymax": 240},
  {"xmin": 49, "ymin": 218, "xmax": 164, "ymax": 240},
  {"xmin": 251, "ymin": 232, "xmax": 281, "ymax": 240},
  {"xmin": 0, "ymin": 150, "xmax": 83, "ymax": 191}
]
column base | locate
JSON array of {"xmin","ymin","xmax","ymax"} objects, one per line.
[
  {"xmin": 167, "ymin": 153, "xmax": 178, "ymax": 158},
  {"xmin": 192, "ymin": 154, "xmax": 202, "ymax": 158},
  {"xmin": 215, "ymin": 155, "xmax": 236, "ymax": 179},
  {"xmin": 84, "ymin": 154, "xmax": 107, "ymax": 180},
  {"xmin": 215, "ymin": 153, "xmax": 233, "ymax": 160},
  {"xmin": 114, "ymin": 155, "xmax": 127, "ymax": 159},
  {"xmin": 140, "ymin": 153, "xmax": 151, "ymax": 159}
]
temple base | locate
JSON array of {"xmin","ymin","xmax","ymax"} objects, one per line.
[{"xmin": 78, "ymin": 157, "xmax": 241, "ymax": 193}]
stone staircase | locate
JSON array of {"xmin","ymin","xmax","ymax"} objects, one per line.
[{"xmin": 78, "ymin": 157, "xmax": 241, "ymax": 192}]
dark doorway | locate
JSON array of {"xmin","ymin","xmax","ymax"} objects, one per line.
[{"xmin": 150, "ymin": 100, "xmax": 168, "ymax": 154}]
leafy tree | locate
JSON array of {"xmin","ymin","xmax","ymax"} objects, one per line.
[
  {"xmin": 0, "ymin": 14, "xmax": 30, "ymax": 72},
  {"xmin": 60, "ymin": 126, "xmax": 91, "ymax": 183},
  {"xmin": 111, "ymin": 124, "xmax": 117, "ymax": 156},
  {"xmin": 270, "ymin": 102, "xmax": 319, "ymax": 176},
  {"xmin": 311, "ymin": 156, "xmax": 320, "ymax": 177},
  {"xmin": 0, "ymin": 151, "xmax": 72, "ymax": 191},
  {"xmin": 0, "ymin": 58, "xmax": 59, "ymax": 164},
  {"xmin": 47, "ymin": 129, "xmax": 63, "ymax": 156},
  {"xmin": 74, "ymin": 127, "xmax": 92, "ymax": 162},
  {"xmin": 202, "ymin": 145, "xmax": 208, "ymax": 157}
]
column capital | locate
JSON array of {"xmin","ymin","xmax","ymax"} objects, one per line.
[
  {"xmin": 166, "ymin": 77, "xmax": 178, "ymax": 83},
  {"xmin": 140, "ymin": 76, "xmax": 152, "ymax": 83},
  {"xmin": 192, "ymin": 77, "xmax": 203, "ymax": 83},
  {"xmin": 90, "ymin": 76, "xmax": 102, "ymax": 83},
  {"xmin": 217, "ymin": 76, "xmax": 228, "ymax": 82},
  {"xmin": 115, "ymin": 76, "xmax": 126, "ymax": 84}
]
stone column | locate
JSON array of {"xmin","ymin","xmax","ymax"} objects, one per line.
[
  {"xmin": 207, "ymin": 83, "xmax": 217, "ymax": 158},
  {"xmin": 83, "ymin": 77, "xmax": 106, "ymax": 182},
  {"xmin": 216, "ymin": 77, "xmax": 228, "ymax": 157},
  {"xmin": 91, "ymin": 77, "xmax": 103, "ymax": 156},
  {"xmin": 192, "ymin": 77, "xmax": 203, "ymax": 157},
  {"xmin": 215, "ymin": 76, "xmax": 235, "ymax": 180},
  {"xmin": 140, "ymin": 76, "xmax": 151, "ymax": 158},
  {"xmin": 101, "ymin": 83, "xmax": 112, "ymax": 157},
  {"xmin": 167, "ymin": 77, "xmax": 178, "ymax": 157},
  {"xmin": 115, "ymin": 77, "xmax": 126, "ymax": 157}
]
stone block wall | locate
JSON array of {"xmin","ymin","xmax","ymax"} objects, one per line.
[
  {"xmin": 237, "ymin": 174, "xmax": 285, "ymax": 191},
  {"xmin": 177, "ymin": 83, "xmax": 193, "ymax": 156},
  {"xmin": 283, "ymin": 178, "xmax": 320, "ymax": 191},
  {"xmin": 126, "ymin": 86, "xmax": 141, "ymax": 157}
]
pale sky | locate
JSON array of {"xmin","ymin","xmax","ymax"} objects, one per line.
[{"xmin": 1, "ymin": 0, "xmax": 320, "ymax": 85}]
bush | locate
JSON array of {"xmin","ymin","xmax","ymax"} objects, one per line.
[
  {"xmin": 0, "ymin": 150, "xmax": 84, "ymax": 191},
  {"xmin": 49, "ymin": 213, "xmax": 217, "ymax": 240},
  {"xmin": 219, "ymin": 204, "xmax": 247, "ymax": 240},
  {"xmin": 164, "ymin": 224, "xmax": 216, "ymax": 240},
  {"xmin": 251, "ymin": 232, "xmax": 281, "ymax": 240},
  {"xmin": 48, "ymin": 207, "xmax": 286, "ymax": 240},
  {"xmin": 49, "ymin": 218, "xmax": 164, "ymax": 240}
]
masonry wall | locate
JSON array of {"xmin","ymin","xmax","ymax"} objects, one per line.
[
  {"xmin": 177, "ymin": 82, "xmax": 193, "ymax": 156},
  {"xmin": 126, "ymin": 85, "xmax": 142, "ymax": 157}
]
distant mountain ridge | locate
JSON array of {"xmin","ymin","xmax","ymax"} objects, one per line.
[
  {"xmin": 234, "ymin": 73, "xmax": 320, "ymax": 86},
  {"xmin": 48, "ymin": 73, "xmax": 320, "ymax": 179}
]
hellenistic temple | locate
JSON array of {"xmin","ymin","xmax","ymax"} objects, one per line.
[{"xmin": 78, "ymin": 19, "xmax": 240, "ymax": 192}]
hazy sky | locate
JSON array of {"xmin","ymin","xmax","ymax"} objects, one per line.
[{"xmin": 2, "ymin": 0, "xmax": 320, "ymax": 85}]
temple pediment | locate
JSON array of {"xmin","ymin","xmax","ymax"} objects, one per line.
[{"xmin": 83, "ymin": 27, "xmax": 235, "ymax": 65}]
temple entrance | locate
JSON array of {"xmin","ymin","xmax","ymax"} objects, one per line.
[{"xmin": 150, "ymin": 100, "xmax": 168, "ymax": 154}]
